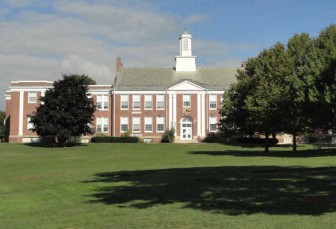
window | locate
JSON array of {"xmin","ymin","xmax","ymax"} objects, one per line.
[
  {"xmin": 209, "ymin": 116, "xmax": 217, "ymax": 132},
  {"xmin": 28, "ymin": 92, "xmax": 37, "ymax": 103},
  {"xmin": 121, "ymin": 94, "xmax": 129, "ymax": 109},
  {"xmin": 157, "ymin": 117, "xmax": 164, "ymax": 132},
  {"xmin": 27, "ymin": 116, "xmax": 34, "ymax": 130},
  {"xmin": 183, "ymin": 94, "xmax": 191, "ymax": 107},
  {"xmin": 156, "ymin": 94, "xmax": 164, "ymax": 109},
  {"xmin": 96, "ymin": 117, "xmax": 109, "ymax": 133},
  {"xmin": 120, "ymin": 117, "xmax": 128, "ymax": 132},
  {"xmin": 97, "ymin": 95, "xmax": 109, "ymax": 110},
  {"xmin": 209, "ymin": 94, "xmax": 217, "ymax": 109},
  {"xmin": 144, "ymin": 117, "xmax": 153, "ymax": 132},
  {"xmin": 183, "ymin": 39, "xmax": 188, "ymax": 51},
  {"xmin": 145, "ymin": 94, "xmax": 152, "ymax": 109},
  {"xmin": 133, "ymin": 94, "xmax": 140, "ymax": 109},
  {"xmin": 132, "ymin": 117, "xmax": 141, "ymax": 132}
]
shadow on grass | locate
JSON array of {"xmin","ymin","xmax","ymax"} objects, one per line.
[
  {"xmin": 24, "ymin": 143, "xmax": 88, "ymax": 148},
  {"xmin": 85, "ymin": 166, "xmax": 336, "ymax": 215},
  {"xmin": 190, "ymin": 148, "xmax": 336, "ymax": 158}
]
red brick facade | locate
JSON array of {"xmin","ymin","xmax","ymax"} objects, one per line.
[{"xmin": 5, "ymin": 82, "xmax": 223, "ymax": 143}]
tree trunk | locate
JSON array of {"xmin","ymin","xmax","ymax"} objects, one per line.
[
  {"xmin": 265, "ymin": 134, "xmax": 269, "ymax": 153},
  {"xmin": 292, "ymin": 133, "xmax": 297, "ymax": 152}
]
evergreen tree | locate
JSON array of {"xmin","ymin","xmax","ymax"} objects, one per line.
[{"xmin": 31, "ymin": 74, "xmax": 96, "ymax": 145}]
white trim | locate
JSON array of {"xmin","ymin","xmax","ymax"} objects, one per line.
[
  {"xmin": 168, "ymin": 80, "xmax": 204, "ymax": 91},
  {"xmin": 169, "ymin": 93, "xmax": 173, "ymax": 128},
  {"xmin": 197, "ymin": 93, "xmax": 201, "ymax": 136},
  {"xmin": 10, "ymin": 87, "xmax": 52, "ymax": 92},
  {"xmin": 19, "ymin": 91, "xmax": 24, "ymax": 136},
  {"xmin": 114, "ymin": 91, "xmax": 166, "ymax": 94},
  {"xmin": 112, "ymin": 89, "xmax": 116, "ymax": 136},
  {"xmin": 11, "ymin": 80, "xmax": 53, "ymax": 83},
  {"xmin": 89, "ymin": 90, "xmax": 112, "ymax": 94},
  {"xmin": 172, "ymin": 94, "xmax": 177, "ymax": 130},
  {"xmin": 201, "ymin": 93, "xmax": 205, "ymax": 136}
]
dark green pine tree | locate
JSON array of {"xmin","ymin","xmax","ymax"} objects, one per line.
[{"xmin": 30, "ymin": 74, "xmax": 96, "ymax": 145}]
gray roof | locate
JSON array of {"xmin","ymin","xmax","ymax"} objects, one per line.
[{"xmin": 114, "ymin": 67, "xmax": 237, "ymax": 91}]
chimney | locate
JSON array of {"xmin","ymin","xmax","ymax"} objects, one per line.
[{"xmin": 116, "ymin": 57, "xmax": 123, "ymax": 74}]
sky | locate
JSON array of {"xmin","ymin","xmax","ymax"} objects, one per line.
[{"xmin": 1, "ymin": 0, "xmax": 336, "ymax": 110}]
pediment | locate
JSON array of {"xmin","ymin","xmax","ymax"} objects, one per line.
[{"xmin": 168, "ymin": 80, "xmax": 204, "ymax": 91}]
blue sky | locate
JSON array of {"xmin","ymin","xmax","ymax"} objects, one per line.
[{"xmin": 1, "ymin": 0, "xmax": 336, "ymax": 109}]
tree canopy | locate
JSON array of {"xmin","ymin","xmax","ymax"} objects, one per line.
[
  {"xmin": 30, "ymin": 74, "xmax": 96, "ymax": 145},
  {"xmin": 0, "ymin": 110, "xmax": 5, "ymax": 140},
  {"xmin": 219, "ymin": 24, "xmax": 336, "ymax": 152}
]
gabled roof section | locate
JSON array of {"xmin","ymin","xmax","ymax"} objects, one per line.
[
  {"xmin": 113, "ymin": 67, "xmax": 237, "ymax": 91},
  {"xmin": 169, "ymin": 80, "xmax": 204, "ymax": 91}
]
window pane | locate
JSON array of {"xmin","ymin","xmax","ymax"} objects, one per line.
[
  {"xmin": 28, "ymin": 92, "xmax": 37, "ymax": 103},
  {"xmin": 121, "ymin": 124, "xmax": 128, "ymax": 132},
  {"xmin": 209, "ymin": 95, "xmax": 217, "ymax": 109},
  {"xmin": 157, "ymin": 124, "xmax": 164, "ymax": 131},
  {"xmin": 156, "ymin": 95, "xmax": 164, "ymax": 109},
  {"xmin": 145, "ymin": 124, "xmax": 152, "ymax": 132},
  {"xmin": 145, "ymin": 95, "xmax": 152, "ymax": 109},
  {"xmin": 133, "ymin": 95, "xmax": 140, "ymax": 109},
  {"xmin": 132, "ymin": 117, "xmax": 140, "ymax": 132},
  {"xmin": 157, "ymin": 117, "xmax": 164, "ymax": 132},
  {"xmin": 183, "ymin": 94, "xmax": 190, "ymax": 107},
  {"xmin": 209, "ymin": 117, "xmax": 217, "ymax": 132},
  {"xmin": 121, "ymin": 95, "xmax": 128, "ymax": 109}
]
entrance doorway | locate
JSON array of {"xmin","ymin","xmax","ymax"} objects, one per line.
[{"xmin": 181, "ymin": 117, "xmax": 192, "ymax": 140}]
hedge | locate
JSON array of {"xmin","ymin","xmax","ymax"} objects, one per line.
[{"xmin": 91, "ymin": 136, "xmax": 140, "ymax": 143}]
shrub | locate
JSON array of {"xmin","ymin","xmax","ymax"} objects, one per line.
[
  {"xmin": 161, "ymin": 128, "xmax": 175, "ymax": 143},
  {"xmin": 91, "ymin": 136, "xmax": 140, "ymax": 143},
  {"xmin": 203, "ymin": 132, "xmax": 226, "ymax": 143}
]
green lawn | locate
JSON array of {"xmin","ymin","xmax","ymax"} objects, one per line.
[{"xmin": 1, "ymin": 143, "xmax": 336, "ymax": 229}]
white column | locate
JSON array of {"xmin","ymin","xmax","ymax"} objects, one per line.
[
  {"xmin": 201, "ymin": 93, "xmax": 206, "ymax": 136},
  {"xmin": 169, "ymin": 93, "xmax": 173, "ymax": 128},
  {"xmin": 19, "ymin": 91, "xmax": 24, "ymax": 136},
  {"xmin": 172, "ymin": 93, "xmax": 177, "ymax": 130},
  {"xmin": 197, "ymin": 93, "xmax": 201, "ymax": 136}
]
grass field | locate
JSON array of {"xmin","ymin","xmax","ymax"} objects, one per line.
[{"xmin": 1, "ymin": 143, "xmax": 336, "ymax": 229}]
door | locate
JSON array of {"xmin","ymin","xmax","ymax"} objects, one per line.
[{"xmin": 181, "ymin": 117, "xmax": 192, "ymax": 140}]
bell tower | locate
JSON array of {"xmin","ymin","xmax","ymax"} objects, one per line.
[{"xmin": 175, "ymin": 28, "xmax": 196, "ymax": 72}]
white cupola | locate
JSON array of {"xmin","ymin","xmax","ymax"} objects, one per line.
[{"xmin": 175, "ymin": 28, "xmax": 196, "ymax": 72}]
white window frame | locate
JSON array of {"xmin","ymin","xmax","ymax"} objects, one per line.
[
  {"xmin": 28, "ymin": 91, "xmax": 37, "ymax": 103},
  {"xmin": 209, "ymin": 94, "xmax": 217, "ymax": 109},
  {"xmin": 144, "ymin": 117, "xmax": 153, "ymax": 133},
  {"xmin": 96, "ymin": 117, "xmax": 109, "ymax": 133},
  {"xmin": 156, "ymin": 94, "xmax": 165, "ymax": 109},
  {"xmin": 132, "ymin": 117, "xmax": 141, "ymax": 132},
  {"xmin": 121, "ymin": 94, "xmax": 129, "ymax": 110},
  {"xmin": 133, "ymin": 94, "xmax": 141, "ymax": 110},
  {"xmin": 120, "ymin": 117, "xmax": 129, "ymax": 133},
  {"xmin": 156, "ymin": 117, "xmax": 164, "ymax": 132},
  {"xmin": 97, "ymin": 95, "xmax": 109, "ymax": 110},
  {"xmin": 145, "ymin": 94, "xmax": 152, "ymax": 110},
  {"xmin": 183, "ymin": 94, "xmax": 191, "ymax": 108},
  {"xmin": 209, "ymin": 116, "xmax": 217, "ymax": 132}
]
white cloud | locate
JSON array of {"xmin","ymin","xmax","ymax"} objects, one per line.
[
  {"xmin": 0, "ymin": 0, "xmax": 254, "ymax": 110},
  {"xmin": 60, "ymin": 55, "xmax": 114, "ymax": 83}
]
